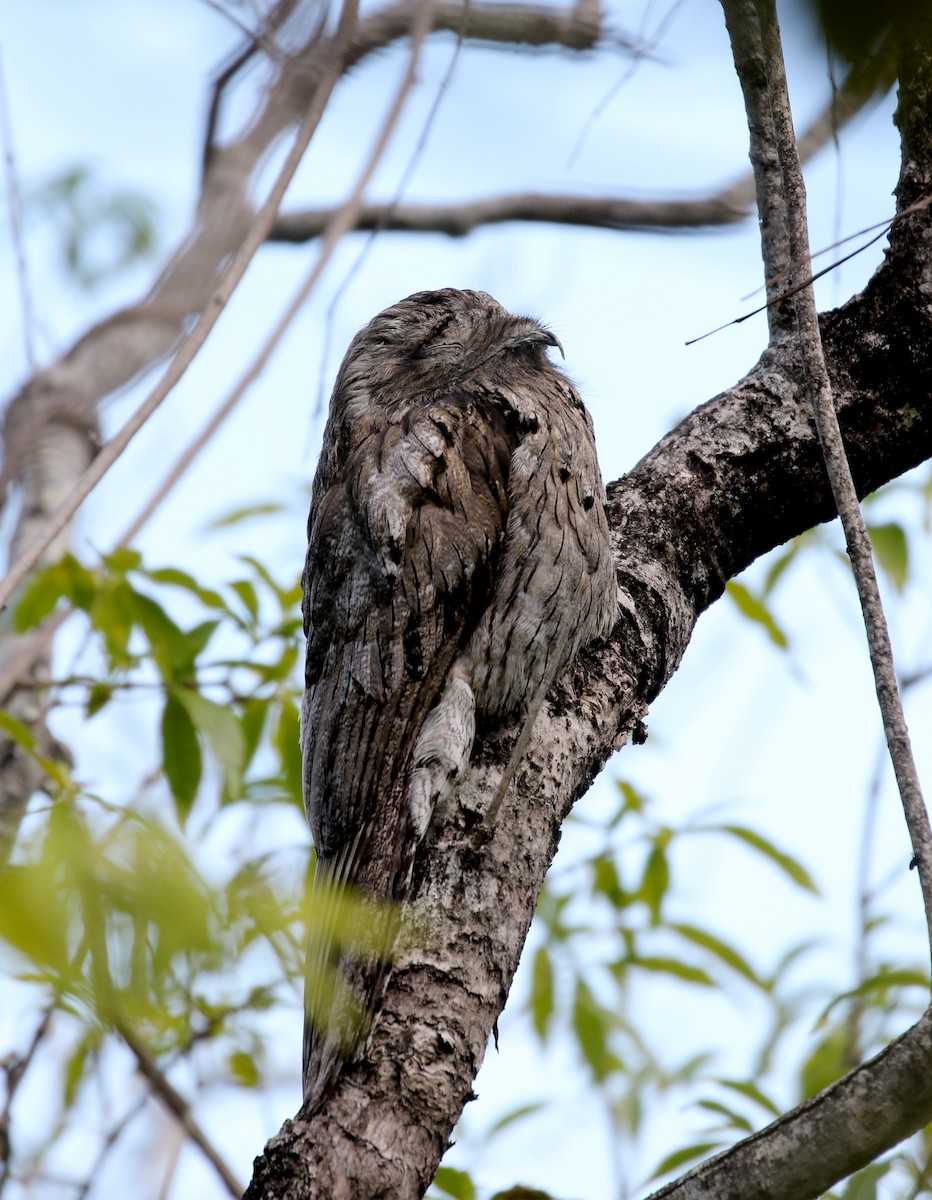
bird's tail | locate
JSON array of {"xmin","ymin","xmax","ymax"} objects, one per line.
[{"xmin": 301, "ymin": 856, "xmax": 400, "ymax": 1113}]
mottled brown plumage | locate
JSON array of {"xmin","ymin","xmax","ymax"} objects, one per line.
[{"xmin": 300, "ymin": 288, "xmax": 616, "ymax": 1110}]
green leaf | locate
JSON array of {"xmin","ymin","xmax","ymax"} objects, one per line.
[
  {"xmin": 206, "ymin": 502, "xmax": 284, "ymax": 530},
  {"xmin": 231, "ymin": 579, "xmax": 259, "ymax": 622},
  {"xmin": 670, "ymin": 924, "xmax": 760, "ymax": 985},
  {"xmin": 0, "ymin": 709, "xmax": 72, "ymax": 789},
  {"xmin": 816, "ymin": 968, "xmax": 931, "ymax": 1025},
  {"xmin": 867, "ymin": 522, "xmax": 909, "ymax": 591},
  {"xmin": 275, "ymin": 699, "xmax": 303, "ymax": 806},
  {"xmin": 176, "ymin": 690, "xmax": 245, "ymax": 804},
  {"xmin": 639, "ymin": 843, "xmax": 669, "ymax": 925},
  {"xmin": 646, "ymin": 1142, "xmax": 721, "ymax": 1183},
  {"xmin": 612, "ymin": 780, "xmax": 646, "ymax": 825},
  {"xmin": 629, "ymin": 956, "xmax": 714, "ymax": 986},
  {"xmin": 161, "ymin": 693, "xmax": 202, "ymax": 820},
  {"xmin": 86, "ymin": 683, "xmax": 113, "ymax": 718},
  {"xmin": 13, "ymin": 568, "xmax": 64, "ymax": 630},
  {"xmin": 695, "ymin": 1098, "xmax": 754, "ymax": 1132},
  {"xmin": 431, "ymin": 1166, "xmax": 476, "ymax": 1200},
  {"xmin": 486, "ymin": 1101, "xmax": 546, "ymax": 1139},
  {"xmin": 128, "ymin": 589, "xmax": 190, "ymax": 681},
  {"xmin": 528, "ymin": 946, "xmax": 554, "ymax": 1041},
  {"xmin": 240, "ymin": 696, "xmax": 269, "ymax": 769},
  {"xmin": 229, "ymin": 1050, "xmax": 260, "ymax": 1087},
  {"xmin": 143, "ymin": 567, "xmax": 226, "ymax": 610},
  {"xmin": 726, "ymin": 580, "xmax": 788, "ymax": 649},
  {"xmin": 63, "ymin": 1031, "xmax": 99, "ymax": 1108},
  {"xmin": 840, "ymin": 1161, "xmax": 892, "ymax": 1200},
  {"xmin": 572, "ymin": 979, "xmax": 619, "ymax": 1082},
  {"xmin": 0, "ymin": 861, "xmax": 70, "ymax": 974},
  {"xmin": 762, "ymin": 538, "xmax": 804, "ymax": 598},
  {"xmin": 715, "ymin": 825, "xmax": 819, "ymax": 894},
  {"xmin": 102, "ymin": 547, "xmax": 142, "ymax": 575},
  {"xmin": 717, "ymin": 1078, "xmax": 781, "ymax": 1118},
  {"xmin": 800, "ymin": 1024, "xmax": 849, "ymax": 1098}
]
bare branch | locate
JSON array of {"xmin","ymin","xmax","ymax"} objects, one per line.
[
  {"xmin": 121, "ymin": 0, "xmax": 435, "ymax": 549},
  {"xmin": 724, "ymin": 0, "xmax": 932, "ymax": 959},
  {"xmin": 115, "ymin": 1019, "xmax": 243, "ymax": 1200},
  {"xmin": 269, "ymin": 42, "xmax": 893, "ymax": 243},
  {"xmin": 0, "ymin": 0, "xmax": 360, "ymax": 616},
  {"xmin": 0, "ymin": 50, "xmax": 37, "ymax": 377}
]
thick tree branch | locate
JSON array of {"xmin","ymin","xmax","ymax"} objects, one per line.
[{"xmin": 245, "ymin": 213, "xmax": 932, "ymax": 1195}]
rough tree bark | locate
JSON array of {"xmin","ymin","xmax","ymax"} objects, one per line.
[{"xmin": 243, "ymin": 5, "xmax": 932, "ymax": 1199}]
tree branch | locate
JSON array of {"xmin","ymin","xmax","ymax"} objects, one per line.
[
  {"xmin": 245, "ymin": 216, "xmax": 932, "ymax": 1195},
  {"xmin": 730, "ymin": 0, "xmax": 932, "ymax": 957},
  {"xmin": 268, "ymin": 40, "xmax": 893, "ymax": 243}
]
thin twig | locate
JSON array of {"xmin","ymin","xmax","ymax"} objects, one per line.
[
  {"xmin": 119, "ymin": 0, "xmax": 434, "ymax": 549},
  {"xmin": 314, "ymin": 0, "xmax": 470, "ymax": 415},
  {"xmin": 0, "ymin": 50, "xmax": 37, "ymax": 376},
  {"xmin": 0, "ymin": 1009, "xmax": 52, "ymax": 1192},
  {"xmin": 726, "ymin": 0, "xmax": 932, "ymax": 963},
  {"xmin": 0, "ymin": 0, "xmax": 360, "ymax": 616},
  {"xmin": 115, "ymin": 1017, "xmax": 243, "ymax": 1199}
]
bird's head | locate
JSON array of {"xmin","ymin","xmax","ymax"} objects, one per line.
[{"xmin": 329, "ymin": 288, "xmax": 564, "ymax": 434}]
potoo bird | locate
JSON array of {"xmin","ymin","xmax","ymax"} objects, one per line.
[{"xmin": 300, "ymin": 288, "xmax": 617, "ymax": 1110}]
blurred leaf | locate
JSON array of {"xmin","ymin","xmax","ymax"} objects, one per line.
[
  {"xmin": 0, "ymin": 860, "xmax": 70, "ymax": 974},
  {"xmin": 240, "ymin": 696, "xmax": 269, "ymax": 769},
  {"xmin": 86, "ymin": 683, "xmax": 113, "ymax": 718},
  {"xmin": 231, "ymin": 579, "xmax": 260, "ymax": 623},
  {"xmin": 229, "ymin": 1050, "xmax": 260, "ymax": 1087},
  {"xmin": 840, "ymin": 1161, "xmax": 893, "ymax": 1199},
  {"xmin": 30, "ymin": 164, "xmax": 160, "ymax": 289},
  {"xmin": 486, "ymin": 1101, "xmax": 546, "ymax": 1139},
  {"xmin": 646, "ymin": 1142, "xmax": 721, "ymax": 1183},
  {"xmin": 161, "ymin": 693, "xmax": 202, "ymax": 820},
  {"xmin": 275, "ymin": 699, "xmax": 303, "ymax": 806},
  {"xmin": 0, "ymin": 709, "xmax": 72, "ymax": 789},
  {"xmin": 817, "ymin": 968, "xmax": 930, "ymax": 1025},
  {"xmin": 639, "ymin": 843, "xmax": 669, "ymax": 925},
  {"xmin": 628, "ymin": 956, "xmax": 714, "ymax": 986},
  {"xmin": 670, "ymin": 924, "xmax": 760, "ymax": 985},
  {"xmin": 866, "ymin": 522, "xmax": 909, "ymax": 591},
  {"xmin": 572, "ymin": 979, "xmax": 619, "ymax": 1083},
  {"xmin": 177, "ymin": 690, "xmax": 245, "ymax": 803},
  {"xmin": 143, "ymin": 566, "xmax": 226, "ymax": 610},
  {"xmin": 712, "ymin": 825, "xmax": 818, "ymax": 894},
  {"xmin": 206, "ymin": 502, "xmax": 285, "ymax": 530},
  {"xmin": 726, "ymin": 581, "xmax": 788, "ymax": 649},
  {"xmin": 128, "ymin": 590, "xmax": 190, "ymax": 681},
  {"xmin": 13, "ymin": 554, "xmax": 97, "ymax": 631},
  {"xmin": 717, "ymin": 1078, "xmax": 781, "ymax": 1118},
  {"xmin": 432, "ymin": 1166, "xmax": 476, "ymax": 1200},
  {"xmin": 800, "ymin": 1024, "xmax": 849, "ymax": 1098},
  {"xmin": 529, "ymin": 946, "xmax": 554, "ymax": 1041},
  {"xmin": 612, "ymin": 780, "xmax": 646, "ymax": 825},
  {"xmin": 762, "ymin": 538, "xmax": 805, "ymax": 598},
  {"xmin": 63, "ymin": 1030, "xmax": 99, "ymax": 1108},
  {"xmin": 695, "ymin": 1098, "xmax": 754, "ymax": 1132}
]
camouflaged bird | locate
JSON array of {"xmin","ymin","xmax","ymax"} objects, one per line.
[{"xmin": 300, "ymin": 288, "xmax": 616, "ymax": 1110}]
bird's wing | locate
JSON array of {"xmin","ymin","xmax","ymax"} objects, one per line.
[
  {"xmin": 300, "ymin": 390, "xmax": 520, "ymax": 1106},
  {"xmin": 302, "ymin": 390, "xmax": 518, "ymax": 886}
]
